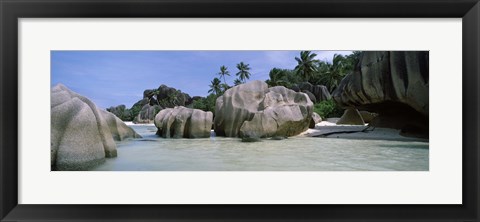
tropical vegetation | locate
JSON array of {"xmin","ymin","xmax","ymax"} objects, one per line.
[
  {"xmin": 236, "ymin": 62, "xmax": 251, "ymax": 83},
  {"xmin": 110, "ymin": 51, "xmax": 362, "ymax": 120},
  {"xmin": 313, "ymin": 100, "xmax": 345, "ymax": 119},
  {"xmin": 294, "ymin": 51, "xmax": 319, "ymax": 83},
  {"xmin": 208, "ymin": 77, "xmax": 222, "ymax": 95}
]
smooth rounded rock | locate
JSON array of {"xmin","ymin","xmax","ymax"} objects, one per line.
[
  {"xmin": 332, "ymin": 51, "xmax": 428, "ymax": 116},
  {"xmin": 332, "ymin": 51, "xmax": 428, "ymax": 132},
  {"xmin": 154, "ymin": 106, "xmax": 213, "ymax": 138},
  {"xmin": 215, "ymin": 80, "xmax": 313, "ymax": 138},
  {"xmin": 309, "ymin": 112, "xmax": 322, "ymax": 128},
  {"xmin": 51, "ymin": 84, "xmax": 141, "ymax": 171}
]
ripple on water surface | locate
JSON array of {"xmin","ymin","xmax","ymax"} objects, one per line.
[{"xmin": 91, "ymin": 125, "xmax": 429, "ymax": 171}]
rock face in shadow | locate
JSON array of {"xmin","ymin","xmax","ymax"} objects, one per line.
[
  {"xmin": 154, "ymin": 106, "xmax": 213, "ymax": 138},
  {"xmin": 107, "ymin": 84, "xmax": 194, "ymax": 122},
  {"xmin": 155, "ymin": 84, "xmax": 193, "ymax": 108},
  {"xmin": 292, "ymin": 82, "xmax": 332, "ymax": 103},
  {"xmin": 359, "ymin": 111, "xmax": 378, "ymax": 123},
  {"xmin": 332, "ymin": 51, "xmax": 429, "ymax": 136},
  {"xmin": 51, "ymin": 84, "xmax": 141, "ymax": 171},
  {"xmin": 214, "ymin": 80, "xmax": 313, "ymax": 138},
  {"xmin": 309, "ymin": 112, "xmax": 322, "ymax": 128}
]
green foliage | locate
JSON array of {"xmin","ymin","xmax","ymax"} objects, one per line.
[
  {"xmin": 233, "ymin": 78, "xmax": 243, "ymax": 86},
  {"xmin": 265, "ymin": 51, "xmax": 361, "ymax": 91},
  {"xmin": 107, "ymin": 105, "xmax": 134, "ymax": 121},
  {"xmin": 236, "ymin": 62, "xmax": 251, "ymax": 83},
  {"xmin": 221, "ymin": 83, "xmax": 230, "ymax": 92},
  {"xmin": 294, "ymin": 51, "xmax": 320, "ymax": 82},
  {"xmin": 310, "ymin": 51, "xmax": 362, "ymax": 92},
  {"xmin": 156, "ymin": 90, "xmax": 180, "ymax": 108},
  {"xmin": 266, "ymin": 68, "xmax": 287, "ymax": 87},
  {"xmin": 208, "ymin": 78, "xmax": 222, "ymax": 95},
  {"xmin": 192, "ymin": 93, "xmax": 218, "ymax": 114},
  {"xmin": 128, "ymin": 101, "xmax": 145, "ymax": 121},
  {"xmin": 313, "ymin": 99, "xmax": 344, "ymax": 119},
  {"xmin": 217, "ymin": 65, "xmax": 230, "ymax": 86},
  {"xmin": 192, "ymin": 99, "xmax": 207, "ymax": 111},
  {"xmin": 265, "ymin": 68, "xmax": 300, "ymax": 88}
]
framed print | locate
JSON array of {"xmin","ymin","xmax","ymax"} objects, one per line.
[{"xmin": 1, "ymin": 0, "xmax": 479, "ymax": 221}]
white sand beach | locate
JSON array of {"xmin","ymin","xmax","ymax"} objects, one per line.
[
  {"xmin": 124, "ymin": 121, "xmax": 155, "ymax": 126},
  {"xmin": 301, "ymin": 120, "xmax": 428, "ymax": 142},
  {"xmin": 124, "ymin": 120, "xmax": 427, "ymax": 142}
]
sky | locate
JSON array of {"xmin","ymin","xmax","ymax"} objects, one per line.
[{"xmin": 51, "ymin": 50, "xmax": 352, "ymax": 109}]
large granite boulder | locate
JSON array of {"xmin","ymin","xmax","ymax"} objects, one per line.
[
  {"xmin": 302, "ymin": 90, "xmax": 317, "ymax": 104},
  {"xmin": 143, "ymin": 89, "xmax": 155, "ymax": 99},
  {"xmin": 100, "ymin": 109, "xmax": 141, "ymax": 141},
  {"xmin": 156, "ymin": 84, "xmax": 192, "ymax": 108},
  {"xmin": 51, "ymin": 84, "xmax": 141, "ymax": 171},
  {"xmin": 296, "ymin": 82, "xmax": 332, "ymax": 103},
  {"xmin": 154, "ymin": 106, "xmax": 213, "ymax": 138},
  {"xmin": 133, "ymin": 104, "xmax": 162, "ymax": 124},
  {"xmin": 332, "ymin": 51, "xmax": 428, "ymax": 134},
  {"xmin": 311, "ymin": 85, "xmax": 332, "ymax": 102},
  {"xmin": 214, "ymin": 80, "xmax": 313, "ymax": 138},
  {"xmin": 108, "ymin": 84, "xmax": 195, "ymax": 122}
]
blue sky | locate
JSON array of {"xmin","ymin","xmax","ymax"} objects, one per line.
[{"xmin": 51, "ymin": 51, "xmax": 352, "ymax": 109}]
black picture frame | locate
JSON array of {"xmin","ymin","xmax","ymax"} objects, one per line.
[{"xmin": 1, "ymin": 0, "xmax": 479, "ymax": 221}]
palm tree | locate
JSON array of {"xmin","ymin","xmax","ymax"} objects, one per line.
[
  {"xmin": 233, "ymin": 78, "xmax": 243, "ymax": 86},
  {"xmin": 208, "ymin": 78, "xmax": 222, "ymax": 95},
  {"xmin": 236, "ymin": 62, "xmax": 251, "ymax": 83},
  {"xmin": 294, "ymin": 51, "xmax": 319, "ymax": 83},
  {"xmin": 344, "ymin": 51, "xmax": 362, "ymax": 71},
  {"xmin": 221, "ymin": 83, "xmax": 230, "ymax": 92},
  {"xmin": 266, "ymin": 68, "xmax": 287, "ymax": 87},
  {"xmin": 318, "ymin": 54, "xmax": 349, "ymax": 92},
  {"xmin": 217, "ymin": 65, "xmax": 230, "ymax": 86}
]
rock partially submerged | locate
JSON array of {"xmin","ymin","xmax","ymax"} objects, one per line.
[
  {"xmin": 51, "ymin": 84, "xmax": 141, "ymax": 171},
  {"xmin": 241, "ymin": 136, "xmax": 262, "ymax": 142},
  {"xmin": 214, "ymin": 80, "xmax": 313, "ymax": 138},
  {"xmin": 154, "ymin": 106, "xmax": 213, "ymax": 138}
]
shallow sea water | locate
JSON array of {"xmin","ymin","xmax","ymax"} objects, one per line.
[{"xmin": 91, "ymin": 125, "xmax": 429, "ymax": 171}]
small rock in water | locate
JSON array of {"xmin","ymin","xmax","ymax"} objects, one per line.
[
  {"xmin": 241, "ymin": 136, "xmax": 262, "ymax": 142},
  {"xmin": 271, "ymin": 136, "xmax": 287, "ymax": 140}
]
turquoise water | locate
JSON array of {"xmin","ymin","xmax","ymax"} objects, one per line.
[{"xmin": 91, "ymin": 125, "xmax": 429, "ymax": 171}]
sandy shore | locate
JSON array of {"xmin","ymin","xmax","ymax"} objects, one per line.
[
  {"xmin": 125, "ymin": 120, "xmax": 427, "ymax": 143},
  {"xmin": 124, "ymin": 121, "xmax": 155, "ymax": 126},
  {"xmin": 300, "ymin": 121, "xmax": 428, "ymax": 142}
]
